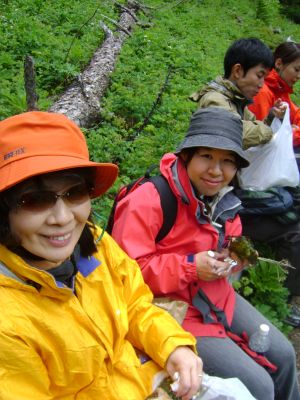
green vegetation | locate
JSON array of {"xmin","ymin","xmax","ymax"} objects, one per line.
[
  {"xmin": 233, "ymin": 257, "xmax": 292, "ymax": 334},
  {"xmin": 91, "ymin": 0, "xmax": 300, "ymax": 217},
  {"xmin": 0, "ymin": 0, "xmax": 125, "ymax": 117},
  {"xmin": 280, "ymin": 0, "xmax": 300, "ymax": 24},
  {"xmin": 1, "ymin": 0, "xmax": 300, "ymax": 328}
]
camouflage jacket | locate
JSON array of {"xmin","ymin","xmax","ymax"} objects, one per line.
[{"xmin": 190, "ymin": 76, "xmax": 273, "ymax": 149}]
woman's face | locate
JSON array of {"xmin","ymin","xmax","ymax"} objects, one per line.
[
  {"xmin": 184, "ymin": 147, "xmax": 238, "ymax": 197},
  {"xmin": 276, "ymin": 57, "xmax": 300, "ymax": 88},
  {"xmin": 9, "ymin": 173, "xmax": 91, "ymax": 270}
]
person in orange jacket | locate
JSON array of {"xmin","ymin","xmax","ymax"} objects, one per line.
[{"xmin": 249, "ymin": 41, "xmax": 300, "ymax": 166}]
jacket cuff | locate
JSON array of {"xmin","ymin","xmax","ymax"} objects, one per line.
[
  {"xmin": 187, "ymin": 254, "xmax": 195, "ymax": 263},
  {"xmin": 160, "ymin": 337, "xmax": 197, "ymax": 368},
  {"xmin": 185, "ymin": 254, "xmax": 198, "ymax": 281}
]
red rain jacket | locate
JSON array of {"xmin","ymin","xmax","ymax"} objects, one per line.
[
  {"xmin": 249, "ymin": 69, "xmax": 300, "ymax": 146},
  {"xmin": 112, "ymin": 153, "xmax": 242, "ymax": 338}
]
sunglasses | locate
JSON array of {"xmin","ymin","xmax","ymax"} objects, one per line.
[{"xmin": 16, "ymin": 182, "xmax": 93, "ymax": 212}]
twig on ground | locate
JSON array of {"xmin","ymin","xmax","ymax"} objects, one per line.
[
  {"xmin": 115, "ymin": 3, "xmax": 138, "ymax": 21},
  {"xmin": 132, "ymin": 65, "xmax": 174, "ymax": 139},
  {"xmin": 99, "ymin": 21, "xmax": 114, "ymax": 39},
  {"xmin": 64, "ymin": 6, "xmax": 100, "ymax": 64},
  {"xmin": 258, "ymin": 257, "xmax": 295, "ymax": 269},
  {"xmin": 99, "ymin": 13, "xmax": 132, "ymax": 36}
]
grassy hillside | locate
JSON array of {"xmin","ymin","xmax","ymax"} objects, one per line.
[
  {"xmin": 1, "ymin": 0, "xmax": 300, "ymax": 216},
  {"xmin": 0, "ymin": 0, "xmax": 121, "ymax": 117},
  {"xmin": 88, "ymin": 0, "xmax": 300, "ymax": 214},
  {"xmin": 1, "ymin": 0, "xmax": 300, "ymax": 329}
]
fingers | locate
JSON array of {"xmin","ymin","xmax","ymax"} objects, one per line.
[
  {"xmin": 272, "ymin": 102, "xmax": 286, "ymax": 119},
  {"xmin": 274, "ymin": 98, "xmax": 282, "ymax": 107},
  {"xmin": 196, "ymin": 251, "xmax": 236, "ymax": 280},
  {"xmin": 170, "ymin": 358, "xmax": 203, "ymax": 400},
  {"xmin": 207, "ymin": 250, "xmax": 215, "ymax": 258},
  {"xmin": 167, "ymin": 348, "xmax": 203, "ymax": 400},
  {"xmin": 206, "ymin": 250, "xmax": 236, "ymax": 276},
  {"xmin": 206, "ymin": 252, "xmax": 217, "ymax": 269}
]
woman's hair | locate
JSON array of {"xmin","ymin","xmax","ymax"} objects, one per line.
[
  {"xmin": 0, "ymin": 168, "xmax": 97, "ymax": 258},
  {"xmin": 274, "ymin": 42, "xmax": 300, "ymax": 65},
  {"xmin": 179, "ymin": 147, "xmax": 198, "ymax": 164}
]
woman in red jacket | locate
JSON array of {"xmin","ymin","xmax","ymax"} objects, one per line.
[
  {"xmin": 112, "ymin": 107, "xmax": 300, "ymax": 400},
  {"xmin": 249, "ymin": 41, "xmax": 300, "ymax": 164}
]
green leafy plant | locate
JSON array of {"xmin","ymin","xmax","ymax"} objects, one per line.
[
  {"xmin": 233, "ymin": 256, "xmax": 292, "ymax": 334},
  {"xmin": 0, "ymin": 0, "xmax": 122, "ymax": 119},
  {"xmin": 256, "ymin": 0, "xmax": 281, "ymax": 24}
]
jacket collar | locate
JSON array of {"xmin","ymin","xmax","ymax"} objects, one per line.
[
  {"xmin": 160, "ymin": 153, "xmax": 242, "ymax": 225},
  {"xmin": 265, "ymin": 69, "xmax": 293, "ymax": 95},
  {"xmin": 190, "ymin": 76, "xmax": 252, "ymax": 110},
  {"xmin": 0, "ymin": 244, "xmax": 101, "ymax": 299}
]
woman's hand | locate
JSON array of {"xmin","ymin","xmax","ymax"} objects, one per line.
[
  {"xmin": 166, "ymin": 346, "xmax": 203, "ymax": 400},
  {"xmin": 195, "ymin": 250, "xmax": 234, "ymax": 280},
  {"xmin": 272, "ymin": 98, "xmax": 286, "ymax": 119},
  {"xmin": 195, "ymin": 248, "xmax": 254, "ymax": 279}
]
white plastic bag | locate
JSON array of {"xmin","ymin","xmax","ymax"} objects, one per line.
[
  {"xmin": 148, "ymin": 371, "xmax": 256, "ymax": 400},
  {"xmin": 238, "ymin": 103, "xmax": 299, "ymax": 190},
  {"xmin": 195, "ymin": 374, "xmax": 257, "ymax": 400}
]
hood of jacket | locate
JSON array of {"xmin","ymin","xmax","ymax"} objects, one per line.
[
  {"xmin": 159, "ymin": 153, "xmax": 242, "ymax": 229},
  {"xmin": 0, "ymin": 242, "xmax": 102, "ymax": 301},
  {"xmin": 190, "ymin": 76, "xmax": 250, "ymax": 105}
]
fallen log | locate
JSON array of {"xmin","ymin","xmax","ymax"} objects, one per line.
[{"xmin": 49, "ymin": 1, "xmax": 140, "ymax": 127}]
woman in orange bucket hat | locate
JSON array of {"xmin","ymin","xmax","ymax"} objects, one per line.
[{"xmin": 0, "ymin": 111, "xmax": 202, "ymax": 400}]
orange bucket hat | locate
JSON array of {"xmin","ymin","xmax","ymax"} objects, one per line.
[{"xmin": 0, "ymin": 111, "xmax": 118, "ymax": 197}]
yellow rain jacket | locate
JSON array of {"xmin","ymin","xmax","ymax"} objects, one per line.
[{"xmin": 0, "ymin": 228, "xmax": 195, "ymax": 400}]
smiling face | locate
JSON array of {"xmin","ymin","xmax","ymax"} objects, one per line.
[
  {"xmin": 183, "ymin": 147, "xmax": 238, "ymax": 197},
  {"xmin": 8, "ymin": 173, "xmax": 91, "ymax": 270},
  {"xmin": 229, "ymin": 63, "xmax": 270, "ymax": 99},
  {"xmin": 275, "ymin": 57, "xmax": 300, "ymax": 88}
]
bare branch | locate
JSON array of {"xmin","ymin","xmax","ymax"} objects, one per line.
[
  {"xmin": 99, "ymin": 21, "xmax": 114, "ymax": 39},
  {"xmin": 64, "ymin": 6, "xmax": 100, "ymax": 64},
  {"xmin": 258, "ymin": 257, "xmax": 295, "ymax": 269},
  {"xmin": 115, "ymin": 3, "xmax": 138, "ymax": 21},
  {"xmin": 99, "ymin": 13, "xmax": 132, "ymax": 36},
  {"xmin": 131, "ymin": 66, "xmax": 174, "ymax": 139}
]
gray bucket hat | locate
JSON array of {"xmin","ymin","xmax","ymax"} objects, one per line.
[{"xmin": 175, "ymin": 107, "xmax": 250, "ymax": 168}]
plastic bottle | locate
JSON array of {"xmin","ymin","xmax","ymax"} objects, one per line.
[{"xmin": 248, "ymin": 323, "xmax": 271, "ymax": 355}]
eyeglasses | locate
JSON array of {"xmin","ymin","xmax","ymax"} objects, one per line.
[{"xmin": 16, "ymin": 183, "xmax": 93, "ymax": 212}]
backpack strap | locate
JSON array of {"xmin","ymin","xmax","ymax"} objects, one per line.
[
  {"xmin": 148, "ymin": 175, "xmax": 178, "ymax": 243},
  {"xmin": 106, "ymin": 171, "xmax": 177, "ymax": 242},
  {"xmin": 106, "ymin": 176, "xmax": 146, "ymax": 234},
  {"xmin": 192, "ymin": 288, "xmax": 230, "ymax": 330},
  {"xmin": 192, "ymin": 289, "xmax": 278, "ymax": 372}
]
